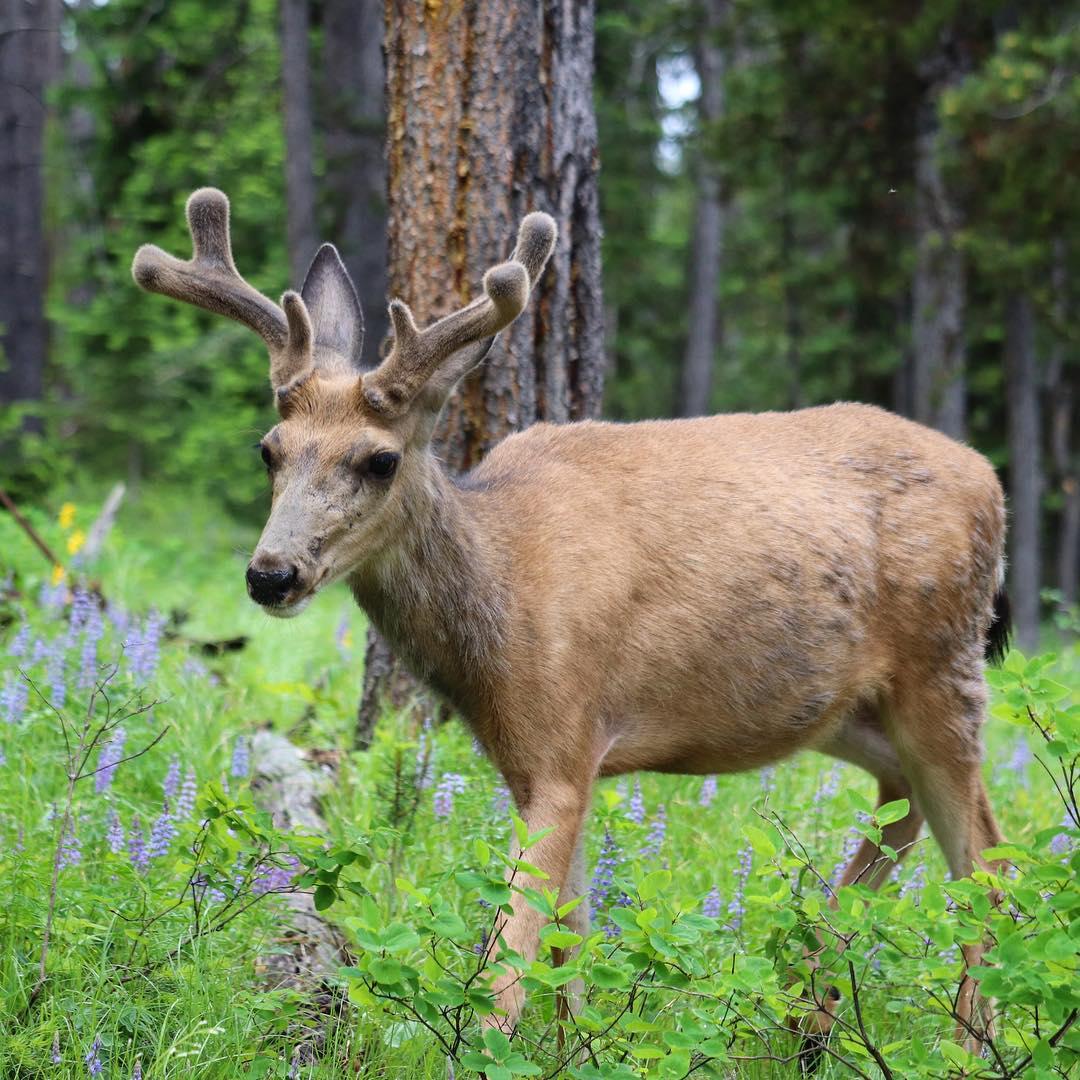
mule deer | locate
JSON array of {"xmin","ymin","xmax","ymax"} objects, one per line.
[{"xmin": 134, "ymin": 188, "xmax": 1010, "ymax": 1048}]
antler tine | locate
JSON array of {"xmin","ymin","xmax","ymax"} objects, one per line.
[
  {"xmin": 364, "ymin": 212, "xmax": 557, "ymax": 415},
  {"xmin": 132, "ymin": 188, "xmax": 295, "ymax": 367}
]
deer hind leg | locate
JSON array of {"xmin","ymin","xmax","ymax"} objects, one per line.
[
  {"xmin": 797, "ymin": 707, "xmax": 926, "ymax": 1065},
  {"xmin": 886, "ymin": 671, "xmax": 1006, "ymax": 1055},
  {"xmin": 553, "ymin": 833, "xmax": 589, "ymax": 1047}
]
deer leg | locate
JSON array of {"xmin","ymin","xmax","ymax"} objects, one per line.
[
  {"xmin": 887, "ymin": 677, "xmax": 1006, "ymax": 1056},
  {"xmin": 554, "ymin": 832, "xmax": 590, "ymax": 1046},
  {"xmin": 483, "ymin": 775, "xmax": 590, "ymax": 1033}
]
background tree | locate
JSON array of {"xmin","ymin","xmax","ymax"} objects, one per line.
[
  {"xmin": 357, "ymin": 0, "xmax": 606, "ymax": 745},
  {"xmin": 0, "ymin": 0, "xmax": 60, "ymax": 435}
]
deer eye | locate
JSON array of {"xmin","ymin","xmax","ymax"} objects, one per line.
[{"xmin": 367, "ymin": 451, "xmax": 399, "ymax": 479}]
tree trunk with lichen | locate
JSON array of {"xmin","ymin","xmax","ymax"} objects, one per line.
[{"xmin": 356, "ymin": 0, "xmax": 605, "ymax": 748}]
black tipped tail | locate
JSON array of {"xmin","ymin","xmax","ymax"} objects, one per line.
[{"xmin": 985, "ymin": 588, "xmax": 1012, "ymax": 665}]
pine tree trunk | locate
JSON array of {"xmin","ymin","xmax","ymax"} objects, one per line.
[
  {"xmin": 1005, "ymin": 292, "xmax": 1042, "ymax": 650},
  {"xmin": 321, "ymin": 0, "xmax": 387, "ymax": 366},
  {"xmin": 0, "ymin": 0, "xmax": 60, "ymax": 425},
  {"xmin": 357, "ymin": 0, "xmax": 605, "ymax": 747},
  {"xmin": 911, "ymin": 103, "xmax": 966, "ymax": 440},
  {"xmin": 280, "ymin": 0, "xmax": 317, "ymax": 287},
  {"xmin": 678, "ymin": 0, "xmax": 726, "ymax": 418}
]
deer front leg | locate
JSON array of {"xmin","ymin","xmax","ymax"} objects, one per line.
[{"xmin": 484, "ymin": 776, "xmax": 590, "ymax": 1033}]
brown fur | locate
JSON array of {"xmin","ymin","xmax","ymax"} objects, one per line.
[{"xmin": 134, "ymin": 193, "xmax": 1006, "ymax": 1046}]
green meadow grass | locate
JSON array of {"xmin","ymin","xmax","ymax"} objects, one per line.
[{"xmin": 0, "ymin": 490, "xmax": 1076, "ymax": 1078}]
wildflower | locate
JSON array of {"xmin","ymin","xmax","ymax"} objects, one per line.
[
  {"xmin": 129, "ymin": 611, "xmax": 165, "ymax": 685},
  {"xmin": 128, "ymin": 816, "xmax": 149, "ymax": 873},
  {"xmin": 728, "ymin": 842, "xmax": 752, "ymax": 931},
  {"xmin": 68, "ymin": 588, "xmax": 95, "ymax": 640},
  {"xmin": 415, "ymin": 718, "xmax": 434, "ymax": 790},
  {"xmin": 698, "ymin": 775, "xmax": 718, "ymax": 808},
  {"xmin": 702, "ymin": 885, "xmax": 722, "ymax": 919},
  {"xmin": 1, "ymin": 673, "xmax": 28, "ymax": 724},
  {"xmin": 106, "ymin": 810, "xmax": 125, "ymax": 854},
  {"xmin": 149, "ymin": 801, "xmax": 178, "ymax": 858},
  {"xmin": 813, "ymin": 764, "xmax": 842, "ymax": 809},
  {"xmin": 133, "ymin": 1058, "xmax": 143, "ymax": 1080},
  {"xmin": 997, "ymin": 738, "xmax": 1033, "ymax": 788},
  {"xmin": 626, "ymin": 778, "xmax": 646, "ymax": 825},
  {"xmin": 46, "ymin": 641, "xmax": 66, "ymax": 709},
  {"xmin": 830, "ymin": 813, "xmax": 870, "ymax": 892},
  {"xmin": 760, "ymin": 767, "xmax": 776, "ymax": 795},
  {"xmin": 491, "ymin": 782, "xmax": 512, "ymax": 817},
  {"xmin": 335, "ymin": 614, "xmax": 352, "ymax": 658},
  {"xmin": 175, "ymin": 768, "xmax": 198, "ymax": 819},
  {"xmin": 58, "ymin": 502, "xmax": 76, "ymax": 529},
  {"xmin": 94, "ymin": 728, "xmax": 126, "ymax": 793},
  {"xmin": 230, "ymin": 735, "xmax": 250, "ymax": 778},
  {"xmin": 288, "ymin": 1047, "xmax": 301, "ymax": 1080},
  {"xmin": 899, "ymin": 858, "xmax": 926, "ymax": 900},
  {"xmin": 51, "ymin": 1031, "xmax": 61, "ymax": 1064},
  {"xmin": 58, "ymin": 819, "xmax": 82, "ymax": 869},
  {"xmin": 77, "ymin": 604, "xmax": 105, "ymax": 691},
  {"xmin": 433, "ymin": 772, "xmax": 466, "ymax": 819},
  {"xmin": 50, "ymin": 564, "xmax": 65, "ymax": 587},
  {"xmin": 85, "ymin": 1035, "xmax": 103, "ymax": 1076},
  {"xmin": 473, "ymin": 927, "xmax": 490, "ymax": 956},
  {"xmin": 163, "ymin": 756, "xmax": 181, "ymax": 799},
  {"xmin": 9, "ymin": 621, "xmax": 29, "ymax": 659},
  {"xmin": 590, "ymin": 826, "xmax": 622, "ymax": 908},
  {"xmin": 106, "ymin": 602, "xmax": 130, "ymax": 639},
  {"xmin": 1050, "ymin": 814, "xmax": 1074, "ymax": 856},
  {"xmin": 252, "ymin": 854, "xmax": 300, "ymax": 895},
  {"xmin": 67, "ymin": 529, "xmax": 86, "ymax": 557},
  {"xmin": 640, "ymin": 804, "xmax": 667, "ymax": 860}
]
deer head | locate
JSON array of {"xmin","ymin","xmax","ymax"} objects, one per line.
[{"xmin": 133, "ymin": 188, "xmax": 555, "ymax": 616}]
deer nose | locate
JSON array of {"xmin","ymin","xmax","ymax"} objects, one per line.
[{"xmin": 246, "ymin": 561, "xmax": 299, "ymax": 606}]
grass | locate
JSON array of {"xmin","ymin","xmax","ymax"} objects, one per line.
[{"xmin": 0, "ymin": 488, "xmax": 1076, "ymax": 1078}]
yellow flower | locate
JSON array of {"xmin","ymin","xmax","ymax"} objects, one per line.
[
  {"xmin": 58, "ymin": 502, "xmax": 76, "ymax": 529},
  {"xmin": 67, "ymin": 529, "xmax": 86, "ymax": 556},
  {"xmin": 51, "ymin": 564, "xmax": 66, "ymax": 586}
]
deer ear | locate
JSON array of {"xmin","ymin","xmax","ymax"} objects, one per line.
[{"xmin": 300, "ymin": 244, "xmax": 367, "ymax": 373}]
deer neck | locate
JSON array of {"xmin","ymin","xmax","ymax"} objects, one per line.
[{"xmin": 347, "ymin": 455, "xmax": 509, "ymax": 714}]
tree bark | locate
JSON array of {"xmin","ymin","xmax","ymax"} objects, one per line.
[
  {"xmin": 1005, "ymin": 292, "xmax": 1042, "ymax": 650},
  {"xmin": 321, "ymin": 0, "xmax": 387, "ymax": 365},
  {"xmin": 678, "ymin": 0, "xmax": 726, "ymax": 418},
  {"xmin": 911, "ymin": 50, "xmax": 967, "ymax": 440},
  {"xmin": 357, "ymin": 0, "xmax": 605, "ymax": 747},
  {"xmin": 280, "ymin": 0, "xmax": 318, "ymax": 287},
  {"xmin": 0, "ymin": 0, "xmax": 60, "ymax": 422}
]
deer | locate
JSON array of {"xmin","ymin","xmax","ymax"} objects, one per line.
[{"xmin": 133, "ymin": 188, "xmax": 1011, "ymax": 1055}]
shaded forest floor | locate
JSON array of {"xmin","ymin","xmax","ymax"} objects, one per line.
[{"xmin": 0, "ymin": 489, "xmax": 1077, "ymax": 1078}]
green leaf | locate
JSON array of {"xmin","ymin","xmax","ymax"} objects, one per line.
[
  {"xmin": 540, "ymin": 928, "xmax": 583, "ymax": 949},
  {"xmin": 875, "ymin": 799, "xmax": 910, "ymax": 826},
  {"xmin": 313, "ymin": 884, "xmax": 336, "ymax": 911},
  {"xmin": 483, "ymin": 1027, "xmax": 512, "ymax": 1060},
  {"xmin": 639, "ymin": 869, "xmax": 672, "ymax": 900}
]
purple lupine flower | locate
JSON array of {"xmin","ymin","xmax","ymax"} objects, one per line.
[
  {"xmin": 473, "ymin": 927, "xmax": 490, "ymax": 956},
  {"xmin": 31, "ymin": 636, "xmax": 50, "ymax": 664},
  {"xmin": 899, "ymin": 857, "xmax": 926, "ymax": 900},
  {"xmin": 702, "ymin": 886, "xmax": 722, "ymax": 919},
  {"xmin": 813, "ymin": 765, "xmax": 842, "ymax": 809},
  {"xmin": 106, "ymin": 810, "xmax": 125, "ymax": 854},
  {"xmin": 830, "ymin": 813, "xmax": 870, "ymax": 892},
  {"xmin": 288, "ymin": 1047, "xmax": 301, "ymax": 1080},
  {"xmin": 2, "ymin": 674, "xmax": 28, "ymax": 724},
  {"xmin": 491, "ymin": 782, "xmax": 511, "ymax": 816},
  {"xmin": 163, "ymin": 756, "xmax": 181, "ymax": 799},
  {"xmin": 415, "ymin": 719, "xmax": 434, "ymax": 790},
  {"xmin": 148, "ymin": 801, "xmax": 177, "ymax": 858},
  {"xmin": 77, "ymin": 603, "xmax": 105, "ymax": 691},
  {"xmin": 106, "ymin": 602, "xmax": 130, "ymax": 640},
  {"xmin": 433, "ymin": 772, "xmax": 466, "ymax": 819},
  {"xmin": 252, "ymin": 854, "xmax": 300, "ymax": 895},
  {"xmin": 128, "ymin": 816, "xmax": 149, "ymax": 873},
  {"xmin": 175, "ymin": 768, "xmax": 198, "ymax": 819},
  {"xmin": 51, "ymin": 1031, "xmax": 61, "ymax": 1064},
  {"xmin": 0, "ymin": 746, "xmax": 5, "ymax": 766},
  {"xmin": 46, "ymin": 641, "xmax": 66, "ymax": 709},
  {"xmin": 68, "ymin": 588, "xmax": 94, "ymax": 640},
  {"xmin": 590, "ymin": 827, "xmax": 622, "ymax": 908},
  {"xmin": 132, "ymin": 1058, "xmax": 143, "ymax": 1080},
  {"xmin": 84, "ymin": 1035, "xmax": 103, "ymax": 1076},
  {"xmin": 1050, "ymin": 814, "xmax": 1074, "ymax": 856},
  {"xmin": 626, "ymin": 779, "xmax": 646, "ymax": 825},
  {"xmin": 335, "ymin": 614, "xmax": 351, "ymax": 659},
  {"xmin": 94, "ymin": 728, "xmax": 126, "ymax": 793},
  {"xmin": 728, "ymin": 842, "xmax": 752, "ymax": 931},
  {"xmin": 699, "ymin": 775, "xmax": 718, "ymax": 808},
  {"xmin": 58, "ymin": 819, "xmax": 82, "ymax": 869},
  {"xmin": 997, "ymin": 738, "xmax": 1033, "ymax": 788},
  {"xmin": 760, "ymin": 767, "xmax": 776, "ymax": 796},
  {"xmin": 129, "ymin": 611, "xmax": 165, "ymax": 685},
  {"xmin": 230, "ymin": 735, "xmax": 250, "ymax": 778},
  {"xmin": 640, "ymin": 805, "xmax": 667, "ymax": 860},
  {"xmin": 38, "ymin": 578, "xmax": 66, "ymax": 611},
  {"xmin": 9, "ymin": 621, "xmax": 29, "ymax": 659}
]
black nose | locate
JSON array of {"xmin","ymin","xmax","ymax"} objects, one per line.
[{"xmin": 246, "ymin": 563, "xmax": 298, "ymax": 605}]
